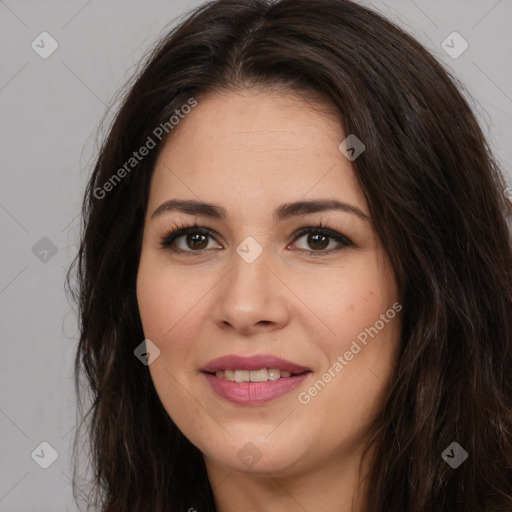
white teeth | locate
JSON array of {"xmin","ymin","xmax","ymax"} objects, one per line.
[
  {"xmin": 213, "ymin": 368, "xmax": 295, "ymax": 382},
  {"xmin": 267, "ymin": 369, "xmax": 280, "ymax": 380},
  {"xmin": 249, "ymin": 369, "xmax": 268, "ymax": 382},
  {"xmin": 234, "ymin": 369, "xmax": 250, "ymax": 382}
]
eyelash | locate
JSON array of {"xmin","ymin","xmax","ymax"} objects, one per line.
[{"xmin": 159, "ymin": 220, "xmax": 354, "ymax": 258}]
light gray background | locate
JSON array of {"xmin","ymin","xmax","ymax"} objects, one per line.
[{"xmin": 1, "ymin": 1, "xmax": 511, "ymax": 510}]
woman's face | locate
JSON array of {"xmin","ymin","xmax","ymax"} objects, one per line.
[{"xmin": 136, "ymin": 88, "xmax": 401, "ymax": 478}]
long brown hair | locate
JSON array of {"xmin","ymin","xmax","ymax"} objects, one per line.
[{"xmin": 66, "ymin": 0, "xmax": 512, "ymax": 510}]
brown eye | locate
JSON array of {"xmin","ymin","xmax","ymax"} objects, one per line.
[
  {"xmin": 292, "ymin": 226, "xmax": 354, "ymax": 255},
  {"xmin": 185, "ymin": 232, "xmax": 209, "ymax": 250},
  {"xmin": 160, "ymin": 227, "xmax": 221, "ymax": 256},
  {"xmin": 306, "ymin": 232, "xmax": 330, "ymax": 251}
]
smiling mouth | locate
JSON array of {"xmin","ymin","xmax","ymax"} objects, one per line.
[
  {"xmin": 202, "ymin": 369, "xmax": 312, "ymax": 405},
  {"xmin": 205, "ymin": 368, "xmax": 308, "ymax": 382}
]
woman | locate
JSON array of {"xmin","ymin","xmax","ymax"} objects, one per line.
[{"xmin": 67, "ymin": 0, "xmax": 512, "ymax": 510}]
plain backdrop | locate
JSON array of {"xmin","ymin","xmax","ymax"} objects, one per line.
[{"xmin": 1, "ymin": 0, "xmax": 511, "ymax": 510}]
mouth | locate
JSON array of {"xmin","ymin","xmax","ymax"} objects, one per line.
[{"xmin": 201, "ymin": 354, "xmax": 312, "ymax": 405}]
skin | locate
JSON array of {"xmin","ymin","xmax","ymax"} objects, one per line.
[{"xmin": 136, "ymin": 88, "xmax": 402, "ymax": 512}]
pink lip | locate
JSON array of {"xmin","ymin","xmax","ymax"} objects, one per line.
[
  {"xmin": 203, "ymin": 372, "xmax": 311, "ymax": 405},
  {"xmin": 201, "ymin": 354, "xmax": 310, "ymax": 374},
  {"xmin": 201, "ymin": 354, "xmax": 312, "ymax": 405}
]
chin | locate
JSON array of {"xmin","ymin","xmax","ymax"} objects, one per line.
[{"xmin": 200, "ymin": 432, "xmax": 309, "ymax": 475}]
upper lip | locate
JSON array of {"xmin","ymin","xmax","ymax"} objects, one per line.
[{"xmin": 201, "ymin": 354, "xmax": 311, "ymax": 374}]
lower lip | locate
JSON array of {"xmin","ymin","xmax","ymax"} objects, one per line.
[{"xmin": 203, "ymin": 372, "xmax": 311, "ymax": 405}]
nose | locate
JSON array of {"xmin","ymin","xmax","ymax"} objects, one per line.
[{"xmin": 211, "ymin": 245, "xmax": 291, "ymax": 335}]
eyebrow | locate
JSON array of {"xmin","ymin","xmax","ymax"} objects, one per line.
[{"xmin": 151, "ymin": 198, "xmax": 370, "ymax": 222}]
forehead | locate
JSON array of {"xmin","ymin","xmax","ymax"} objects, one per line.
[{"xmin": 148, "ymin": 88, "xmax": 367, "ymax": 217}]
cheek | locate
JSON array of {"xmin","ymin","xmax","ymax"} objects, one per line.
[
  {"xmin": 136, "ymin": 257, "xmax": 215, "ymax": 405},
  {"xmin": 300, "ymin": 260, "xmax": 396, "ymax": 351},
  {"xmin": 307, "ymin": 257, "xmax": 400, "ymax": 407},
  {"xmin": 137, "ymin": 265, "xmax": 206, "ymax": 428},
  {"xmin": 136, "ymin": 257, "xmax": 207, "ymax": 343},
  {"xmin": 302, "ymin": 291, "xmax": 400, "ymax": 443}
]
